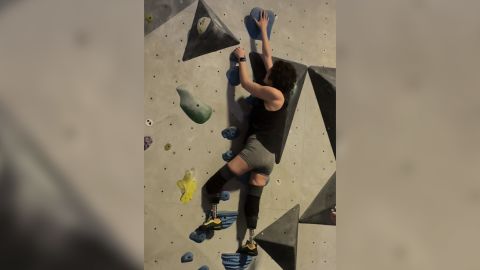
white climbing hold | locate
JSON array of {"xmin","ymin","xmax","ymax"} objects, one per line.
[
  {"xmin": 197, "ymin": 17, "xmax": 211, "ymax": 35},
  {"xmin": 145, "ymin": 119, "xmax": 153, "ymax": 126}
]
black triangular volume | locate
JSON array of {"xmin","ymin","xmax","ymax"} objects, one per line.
[
  {"xmin": 248, "ymin": 52, "xmax": 308, "ymax": 164},
  {"xmin": 254, "ymin": 205, "xmax": 299, "ymax": 270},
  {"xmin": 299, "ymin": 172, "xmax": 336, "ymax": 225},
  {"xmin": 144, "ymin": 0, "xmax": 195, "ymax": 35},
  {"xmin": 308, "ymin": 66, "xmax": 336, "ymax": 156},
  {"xmin": 182, "ymin": 0, "xmax": 240, "ymax": 61}
]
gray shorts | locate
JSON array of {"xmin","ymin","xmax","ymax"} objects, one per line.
[{"xmin": 238, "ymin": 134, "xmax": 275, "ymax": 175}]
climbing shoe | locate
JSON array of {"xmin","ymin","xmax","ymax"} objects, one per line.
[
  {"xmin": 238, "ymin": 240, "xmax": 258, "ymax": 256},
  {"xmin": 199, "ymin": 217, "xmax": 223, "ymax": 231}
]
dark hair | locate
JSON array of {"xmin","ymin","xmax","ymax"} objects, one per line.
[{"xmin": 268, "ymin": 60, "xmax": 297, "ymax": 99}]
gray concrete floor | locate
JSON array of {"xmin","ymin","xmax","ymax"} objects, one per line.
[{"xmin": 145, "ymin": 0, "xmax": 336, "ymax": 269}]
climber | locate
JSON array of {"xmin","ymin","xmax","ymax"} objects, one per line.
[{"xmin": 200, "ymin": 9, "xmax": 297, "ymax": 256}]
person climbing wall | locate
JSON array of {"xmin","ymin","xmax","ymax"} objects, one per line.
[{"xmin": 199, "ymin": 9, "xmax": 297, "ymax": 257}]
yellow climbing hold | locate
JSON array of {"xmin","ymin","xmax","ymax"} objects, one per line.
[{"xmin": 176, "ymin": 169, "xmax": 197, "ymax": 204}]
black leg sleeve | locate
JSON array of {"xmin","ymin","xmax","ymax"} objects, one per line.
[
  {"xmin": 245, "ymin": 184, "xmax": 264, "ymax": 229},
  {"xmin": 204, "ymin": 165, "xmax": 236, "ymax": 203}
]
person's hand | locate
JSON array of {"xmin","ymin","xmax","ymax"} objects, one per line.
[
  {"xmin": 233, "ymin": 47, "xmax": 246, "ymax": 59},
  {"xmin": 254, "ymin": 9, "xmax": 269, "ymax": 30}
]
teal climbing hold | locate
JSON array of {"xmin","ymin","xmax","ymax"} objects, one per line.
[{"xmin": 177, "ymin": 85, "xmax": 212, "ymax": 124}]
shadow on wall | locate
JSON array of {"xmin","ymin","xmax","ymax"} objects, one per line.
[{"xmin": 0, "ymin": 107, "xmax": 140, "ymax": 270}]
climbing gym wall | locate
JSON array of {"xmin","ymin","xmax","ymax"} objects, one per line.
[{"xmin": 145, "ymin": 0, "xmax": 336, "ymax": 269}]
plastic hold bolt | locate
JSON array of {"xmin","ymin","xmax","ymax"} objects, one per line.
[
  {"xmin": 222, "ymin": 126, "xmax": 240, "ymax": 140},
  {"xmin": 222, "ymin": 150, "xmax": 234, "ymax": 161},
  {"xmin": 177, "ymin": 85, "xmax": 212, "ymax": 124},
  {"xmin": 181, "ymin": 252, "xmax": 194, "ymax": 263}
]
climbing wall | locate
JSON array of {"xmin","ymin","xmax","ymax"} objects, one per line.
[{"xmin": 145, "ymin": 0, "xmax": 336, "ymax": 269}]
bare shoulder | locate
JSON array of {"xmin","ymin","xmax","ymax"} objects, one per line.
[{"xmin": 262, "ymin": 86, "xmax": 284, "ymax": 111}]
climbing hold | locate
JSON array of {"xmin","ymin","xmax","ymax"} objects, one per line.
[
  {"xmin": 226, "ymin": 66, "xmax": 240, "ymax": 86},
  {"xmin": 190, "ymin": 227, "xmax": 214, "ymax": 243},
  {"xmin": 189, "ymin": 230, "xmax": 206, "ymax": 243},
  {"xmin": 245, "ymin": 7, "xmax": 276, "ymax": 40},
  {"xmin": 219, "ymin": 191, "xmax": 230, "ymax": 201},
  {"xmin": 177, "ymin": 85, "xmax": 212, "ymax": 124},
  {"xmin": 300, "ymin": 172, "xmax": 336, "ymax": 225},
  {"xmin": 221, "ymin": 126, "xmax": 240, "ymax": 140},
  {"xmin": 308, "ymin": 66, "xmax": 336, "ymax": 156},
  {"xmin": 198, "ymin": 265, "xmax": 209, "ymax": 270},
  {"xmin": 254, "ymin": 205, "xmax": 300, "ymax": 270},
  {"xmin": 182, "ymin": 0, "xmax": 239, "ymax": 61},
  {"xmin": 144, "ymin": 0, "xmax": 195, "ymax": 35},
  {"xmin": 145, "ymin": 15, "xmax": 153, "ymax": 23},
  {"xmin": 197, "ymin": 17, "xmax": 211, "ymax": 35},
  {"xmin": 181, "ymin": 252, "xmax": 194, "ymax": 263},
  {"xmin": 164, "ymin": 143, "xmax": 172, "ymax": 151},
  {"xmin": 145, "ymin": 119, "xmax": 153, "ymax": 126},
  {"xmin": 222, "ymin": 150, "xmax": 234, "ymax": 161},
  {"xmin": 221, "ymin": 253, "xmax": 254, "ymax": 270},
  {"xmin": 144, "ymin": 136, "xmax": 153, "ymax": 151},
  {"xmin": 217, "ymin": 211, "xmax": 238, "ymax": 229},
  {"xmin": 176, "ymin": 169, "xmax": 198, "ymax": 204}
]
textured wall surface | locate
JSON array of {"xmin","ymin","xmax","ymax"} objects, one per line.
[{"xmin": 145, "ymin": 0, "xmax": 336, "ymax": 269}]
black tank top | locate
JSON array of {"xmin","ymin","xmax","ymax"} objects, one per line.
[{"xmin": 248, "ymin": 98, "xmax": 288, "ymax": 155}]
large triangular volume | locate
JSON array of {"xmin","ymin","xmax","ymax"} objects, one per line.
[
  {"xmin": 144, "ymin": 0, "xmax": 195, "ymax": 35},
  {"xmin": 299, "ymin": 172, "xmax": 336, "ymax": 225},
  {"xmin": 254, "ymin": 205, "xmax": 299, "ymax": 270},
  {"xmin": 249, "ymin": 52, "xmax": 308, "ymax": 164},
  {"xmin": 182, "ymin": 0, "xmax": 240, "ymax": 61},
  {"xmin": 308, "ymin": 66, "xmax": 336, "ymax": 156}
]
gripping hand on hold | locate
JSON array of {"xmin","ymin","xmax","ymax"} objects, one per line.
[
  {"xmin": 233, "ymin": 47, "xmax": 246, "ymax": 60},
  {"xmin": 254, "ymin": 9, "xmax": 269, "ymax": 31}
]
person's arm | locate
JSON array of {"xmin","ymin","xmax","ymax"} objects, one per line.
[
  {"xmin": 234, "ymin": 47, "xmax": 281, "ymax": 102},
  {"xmin": 255, "ymin": 10, "xmax": 273, "ymax": 71}
]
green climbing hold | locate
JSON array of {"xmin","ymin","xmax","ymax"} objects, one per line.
[
  {"xmin": 145, "ymin": 15, "xmax": 153, "ymax": 23},
  {"xmin": 176, "ymin": 85, "xmax": 212, "ymax": 124},
  {"xmin": 164, "ymin": 143, "xmax": 172, "ymax": 151}
]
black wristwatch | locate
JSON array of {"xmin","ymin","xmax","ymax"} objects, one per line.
[{"xmin": 238, "ymin": 56, "xmax": 246, "ymax": 63}]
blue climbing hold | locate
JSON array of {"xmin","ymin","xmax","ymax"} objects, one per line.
[
  {"xmin": 222, "ymin": 126, "xmax": 240, "ymax": 140},
  {"xmin": 222, "ymin": 150, "xmax": 234, "ymax": 161},
  {"xmin": 245, "ymin": 7, "xmax": 276, "ymax": 40},
  {"xmin": 219, "ymin": 191, "xmax": 230, "ymax": 201},
  {"xmin": 189, "ymin": 230, "xmax": 206, "ymax": 243},
  {"xmin": 190, "ymin": 228, "xmax": 214, "ymax": 243},
  {"xmin": 217, "ymin": 211, "xmax": 238, "ymax": 229},
  {"xmin": 226, "ymin": 66, "xmax": 240, "ymax": 86},
  {"xmin": 181, "ymin": 252, "xmax": 194, "ymax": 263},
  {"xmin": 221, "ymin": 253, "xmax": 254, "ymax": 270},
  {"xmin": 198, "ymin": 266, "xmax": 209, "ymax": 270}
]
